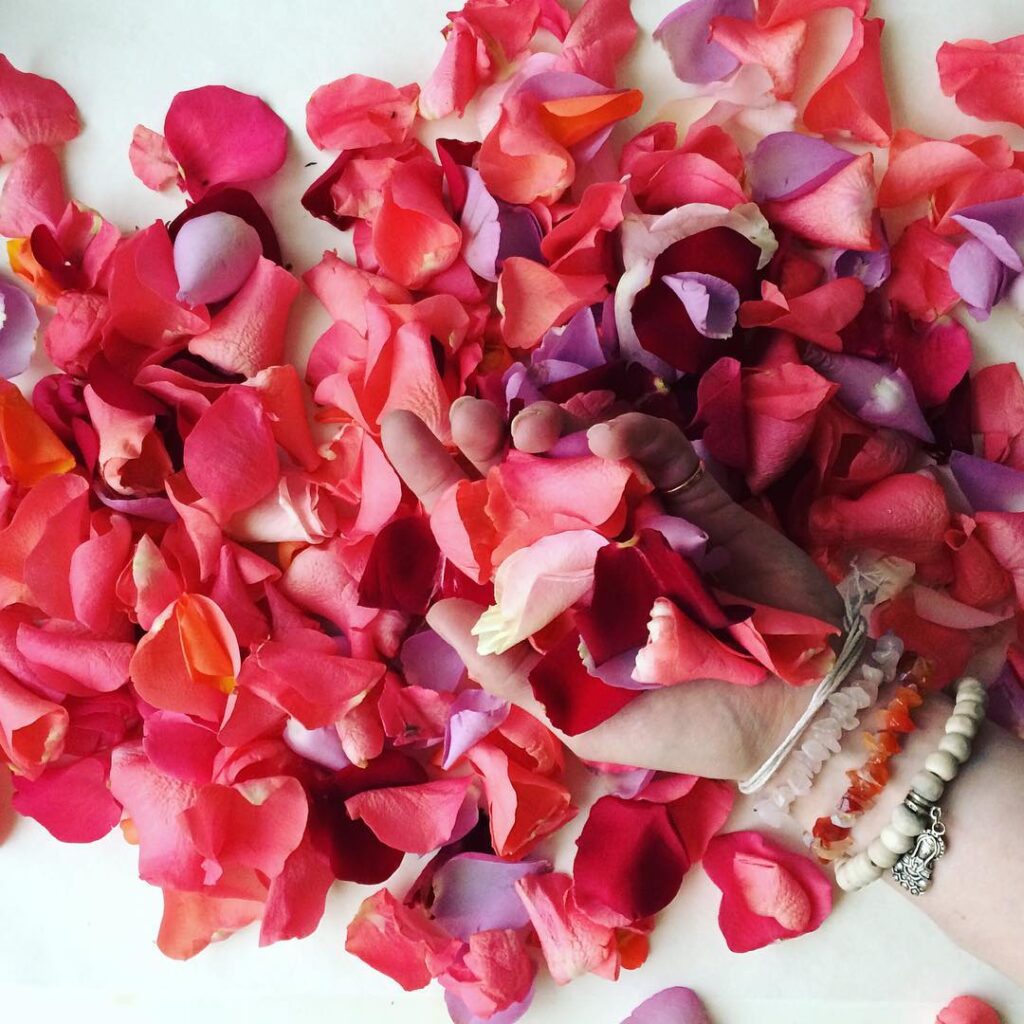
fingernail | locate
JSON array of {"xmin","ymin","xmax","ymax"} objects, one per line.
[
  {"xmin": 586, "ymin": 422, "xmax": 610, "ymax": 443},
  {"xmin": 450, "ymin": 395, "xmax": 476, "ymax": 414}
]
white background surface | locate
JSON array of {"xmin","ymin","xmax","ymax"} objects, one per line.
[{"xmin": 2, "ymin": 1, "xmax": 1024, "ymax": 1021}]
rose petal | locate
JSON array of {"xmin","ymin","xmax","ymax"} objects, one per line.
[
  {"xmin": 621, "ymin": 988, "xmax": 712, "ymax": 1024},
  {"xmin": 662, "ymin": 272, "xmax": 740, "ymax": 339},
  {"xmin": 0, "ymin": 55, "xmax": 80, "ymax": 161},
  {"xmin": 306, "ymin": 74, "xmax": 419, "ymax": 150},
  {"xmin": 950, "ymin": 451, "xmax": 1024, "ymax": 513},
  {"xmin": 129, "ymin": 125, "xmax": 179, "ymax": 191},
  {"xmin": 938, "ymin": 35, "xmax": 1024, "ymax": 131},
  {"xmin": 0, "ymin": 278, "xmax": 39, "ymax": 379},
  {"xmin": 12, "ymin": 754, "xmax": 121, "ymax": 842},
  {"xmin": 163, "ymin": 86, "xmax": 288, "ymax": 199},
  {"xmin": 654, "ymin": 0, "xmax": 756, "ymax": 86},
  {"xmin": 0, "ymin": 144, "xmax": 65, "ymax": 236}
]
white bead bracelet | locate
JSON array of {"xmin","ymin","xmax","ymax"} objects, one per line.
[{"xmin": 834, "ymin": 676, "xmax": 988, "ymax": 895}]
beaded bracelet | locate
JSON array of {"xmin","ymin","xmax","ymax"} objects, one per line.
[
  {"xmin": 808, "ymin": 652, "xmax": 932, "ymax": 862},
  {"xmin": 834, "ymin": 676, "xmax": 988, "ymax": 895},
  {"xmin": 751, "ymin": 633, "xmax": 903, "ymax": 828}
]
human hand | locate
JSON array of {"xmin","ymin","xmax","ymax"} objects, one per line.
[{"xmin": 381, "ymin": 400, "xmax": 845, "ymax": 781}]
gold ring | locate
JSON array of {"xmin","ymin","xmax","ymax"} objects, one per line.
[{"xmin": 659, "ymin": 459, "xmax": 706, "ymax": 497}]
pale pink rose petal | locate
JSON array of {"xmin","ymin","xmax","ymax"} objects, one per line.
[
  {"xmin": 183, "ymin": 387, "xmax": 280, "ymax": 523},
  {"xmin": 173, "ymin": 211, "xmax": 262, "ymax": 306},
  {"xmin": 306, "ymin": 74, "xmax": 419, "ymax": 150},
  {"xmin": 187, "ymin": 257, "xmax": 299, "ymax": 376},
  {"xmin": 0, "ymin": 54, "xmax": 80, "ymax": 161},
  {"xmin": 0, "ymin": 143, "xmax": 65, "ymax": 236},
  {"xmin": 128, "ymin": 124, "xmax": 179, "ymax": 191},
  {"xmin": 163, "ymin": 85, "xmax": 288, "ymax": 199},
  {"xmin": 621, "ymin": 988, "xmax": 712, "ymax": 1024},
  {"xmin": 472, "ymin": 529, "xmax": 607, "ymax": 655},
  {"xmin": 515, "ymin": 872, "xmax": 620, "ymax": 985},
  {"xmin": 11, "ymin": 754, "xmax": 122, "ymax": 843},
  {"xmin": 345, "ymin": 777, "xmax": 473, "ymax": 854},
  {"xmin": 345, "ymin": 888, "xmax": 461, "ymax": 991}
]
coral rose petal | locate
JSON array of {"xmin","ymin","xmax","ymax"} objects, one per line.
[
  {"xmin": 129, "ymin": 125, "xmax": 179, "ymax": 191},
  {"xmin": 306, "ymin": 75, "xmax": 419, "ymax": 150},
  {"xmin": 0, "ymin": 55, "xmax": 80, "ymax": 161}
]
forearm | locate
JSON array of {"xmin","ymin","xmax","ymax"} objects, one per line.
[{"xmin": 793, "ymin": 693, "xmax": 1024, "ymax": 985}]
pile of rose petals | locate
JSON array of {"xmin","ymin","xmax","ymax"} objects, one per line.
[{"xmin": 2, "ymin": 0, "xmax": 1024, "ymax": 1019}]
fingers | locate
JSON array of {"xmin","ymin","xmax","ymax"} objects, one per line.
[
  {"xmin": 510, "ymin": 401, "xmax": 568, "ymax": 453},
  {"xmin": 450, "ymin": 396, "xmax": 506, "ymax": 475},
  {"xmin": 586, "ymin": 412, "xmax": 844, "ymax": 624},
  {"xmin": 380, "ymin": 410, "xmax": 467, "ymax": 513},
  {"xmin": 426, "ymin": 599, "xmax": 544, "ymax": 710}
]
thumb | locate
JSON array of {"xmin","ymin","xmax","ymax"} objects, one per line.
[{"xmin": 426, "ymin": 598, "xmax": 542, "ymax": 707}]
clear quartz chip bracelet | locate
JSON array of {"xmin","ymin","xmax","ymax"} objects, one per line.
[{"xmin": 834, "ymin": 676, "xmax": 988, "ymax": 895}]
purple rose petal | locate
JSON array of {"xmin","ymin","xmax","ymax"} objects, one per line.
[
  {"xmin": 828, "ymin": 242, "xmax": 891, "ymax": 290},
  {"xmin": 445, "ymin": 988, "xmax": 534, "ymax": 1024},
  {"xmin": 949, "ymin": 451, "xmax": 1024, "ymax": 513},
  {"xmin": 0, "ymin": 278, "xmax": 39, "ymax": 379},
  {"xmin": 949, "ymin": 238, "xmax": 1012, "ymax": 320},
  {"xmin": 442, "ymin": 690, "xmax": 510, "ymax": 769},
  {"xmin": 282, "ymin": 719, "xmax": 350, "ymax": 771},
  {"xmin": 461, "ymin": 168, "xmax": 502, "ymax": 282},
  {"xmin": 496, "ymin": 203, "xmax": 544, "ymax": 270},
  {"xmin": 952, "ymin": 196, "xmax": 1024, "ymax": 273},
  {"xmin": 748, "ymin": 132, "xmax": 856, "ymax": 203},
  {"xmin": 654, "ymin": 0, "xmax": 755, "ymax": 86},
  {"xmin": 988, "ymin": 662, "xmax": 1024, "ymax": 738},
  {"xmin": 803, "ymin": 348, "xmax": 934, "ymax": 443},
  {"xmin": 432, "ymin": 853, "xmax": 549, "ymax": 939},
  {"xmin": 546, "ymin": 430, "xmax": 594, "ymax": 458},
  {"xmin": 173, "ymin": 211, "xmax": 262, "ymax": 306},
  {"xmin": 621, "ymin": 987, "xmax": 712, "ymax": 1024},
  {"xmin": 400, "ymin": 629, "xmax": 466, "ymax": 692},
  {"xmin": 93, "ymin": 488, "xmax": 179, "ymax": 522},
  {"xmin": 661, "ymin": 272, "xmax": 740, "ymax": 339},
  {"xmin": 642, "ymin": 514, "xmax": 709, "ymax": 558},
  {"xmin": 535, "ymin": 307, "xmax": 605, "ymax": 367}
]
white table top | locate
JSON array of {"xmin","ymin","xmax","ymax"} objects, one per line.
[{"xmin": 2, "ymin": 1, "xmax": 1024, "ymax": 1021}]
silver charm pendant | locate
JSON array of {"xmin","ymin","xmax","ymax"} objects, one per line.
[{"xmin": 892, "ymin": 805, "xmax": 946, "ymax": 895}]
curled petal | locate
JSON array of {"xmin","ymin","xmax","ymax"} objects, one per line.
[
  {"xmin": 634, "ymin": 597, "xmax": 767, "ymax": 687},
  {"xmin": 0, "ymin": 378, "xmax": 74, "ymax": 485},
  {"xmin": 703, "ymin": 830, "xmax": 832, "ymax": 952},
  {"xmin": 748, "ymin": 132, "xmax": 855, "ymax": 204},
  {"xmin": 472, "ymin": 529, "xmax": 607, "ymax": 655},
  {"xmin": 740, "ymin": 278, "xmax": 864, "ymax": 350},
  {"xmin": 0, "ymin": 665, "xmax": 67, "ymax": 778},
  {"xmin": 803, "ymin": 17, "xmax": 893, "ymax": 147},
  {"xmin": 172, "ymin": 211, "xmax": 262, "ymax": 306},
  {"xmin": 710, "ymin": 16, "xmax": 808, "ymax": 100},
  {"xmin": 662, "ymin": 272, "xmax": 740, "ymax": 339},
  {"xmin": 558, "ymin": 0, "xmax": 638, "ymax": 87}
]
